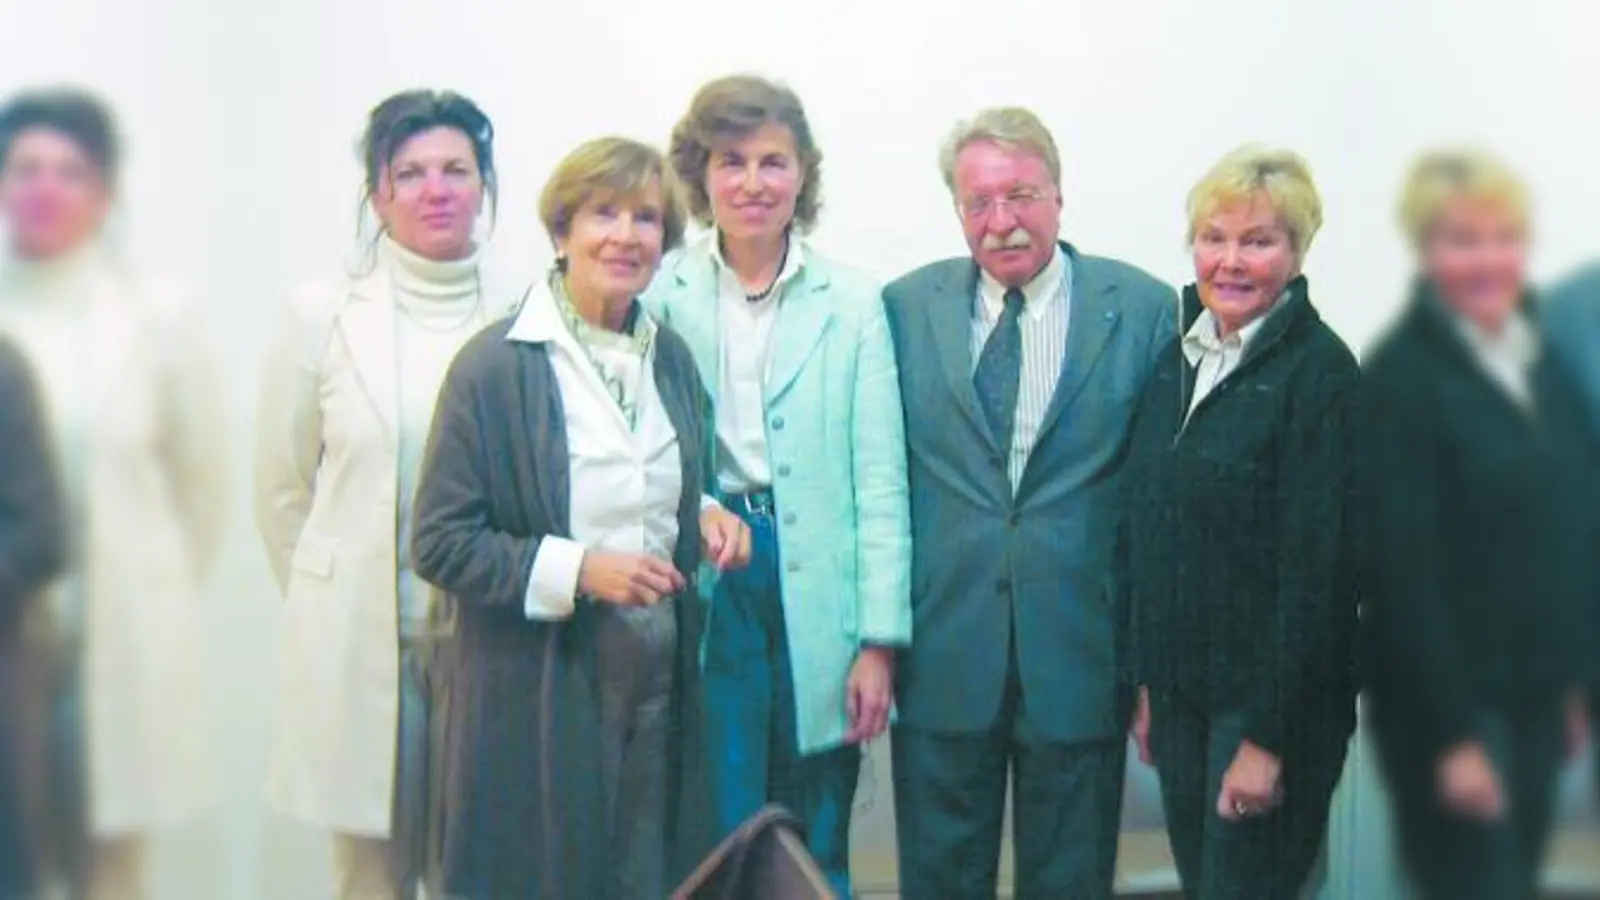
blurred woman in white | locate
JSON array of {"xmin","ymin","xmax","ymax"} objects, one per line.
[
  {"xmin": 253, "ymin": 89, "xmax": 517, "ymax": 899},
  {"xmin": 0, "ymin": 87, "xmax": 228, "ymax": 900}
]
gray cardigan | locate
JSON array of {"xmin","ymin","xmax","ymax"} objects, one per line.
[{"xmin": 410, "ymin": 313, "xmax": 713, "ymax": 898}]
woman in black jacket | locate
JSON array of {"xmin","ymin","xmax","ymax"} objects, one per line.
[
  {"xmin": 1363, "ymin": 148, "xmax": 1594, "ymax": 900},
  {"xmin": 1120, "ymin": 145, "xmax": 1361, "ymax": 899}
]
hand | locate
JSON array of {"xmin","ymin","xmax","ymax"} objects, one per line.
[
  {"xmin": 1130, "ymin": 686, "xmax": 1153, "ymax": 765},
  {"xmin": 844, "ymin": 646, "xmax": 895, "ymax": 744},
  {"xmin": 1216, "ymin": 740, "xmax": 1283, "ymax": 821},
  {"xmin": 700, "ymin": 505, "xmax": 752, "ymax": 572},
  {"xmin": 577, "ymin": 551, "xmax": 685, "ymax": 607},
  {"xmin": 1436, "ymin": 741, "xmax": 1504, "ymax": 821},
  {"xmin": 1566, "ymin": 690, "xmax": 1589, "ymax": 762}
]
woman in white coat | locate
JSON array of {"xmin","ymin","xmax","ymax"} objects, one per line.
[
  {"xmin": 0, "ymin": 88, "xmax": 228, "ymax": 900},
  {"xmin": 253, "ymin": 89, "xmax": 516, "ymax": 899}
]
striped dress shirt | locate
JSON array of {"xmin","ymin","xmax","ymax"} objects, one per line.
[{"xmin": 971, "ymin": 246, "xmax": 1072, "ymax": 491}]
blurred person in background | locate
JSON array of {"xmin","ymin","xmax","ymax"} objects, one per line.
[
  {"xmin": 253, "ymin": 89, "xmax": 517, "ymax": 899},
  {"xmin": 0, "ymin": 337, "xmax": 67, "ymax": 900},
  {"xmin": 409, "ymin": 136, "xmax": 745, "ymax": 899},
  {"xmin": 1362, "ymin": 147, "xmax": 1596, "ymax": 899},
  {"xmin": 641, "ymin": 73, "xmax": 911, "ymax": 899},
  {"xmin": 0, "ymin": 86, "xmax": 228, "ymax": 900},
  {"xmin": 1119, "ymin": 145, "xmax": 1361, "ymax": 898},
  {"xmin": 1543, "ymin": 259, "xmax": 1600, "ymax": 803}
]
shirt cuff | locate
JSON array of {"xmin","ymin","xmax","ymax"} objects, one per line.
[
  {"xmin": 525, "ymin": 537, "xmax": 585, "ymax": 620},
  {"xmin": 699, "ymin": 493, "xmax": 723, "ymax": 513}
]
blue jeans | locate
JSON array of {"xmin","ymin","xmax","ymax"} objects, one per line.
[{"xmin": 703, "ymin": 491, "xmax": 861, "ymax": 898}]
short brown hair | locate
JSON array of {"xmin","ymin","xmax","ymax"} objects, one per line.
[
  {"xmin": 668, "ymin": 74, "xmax": 823, "ymax": 232},
  {"xmin": 538, "ymin": 136, "xmax": 686, "ymax": 253}
]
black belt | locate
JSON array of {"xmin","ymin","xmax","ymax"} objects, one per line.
[{"xmin": 723, "ymin": 487, "xmax": 775, "ymax": 519}]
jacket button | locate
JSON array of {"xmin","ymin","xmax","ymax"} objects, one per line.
[
  {"xmin": 787, "ymin": 561, "xmax": 801, "ymax": 573},
  {"xmin": 782, "ymin": 513, "xmax": 796, "ymax": 525},
  {"xmin": 771, "ymin": 416, "xmax": 785, "ymax": 431},
  {"xmin": 777, "ymin": 464, "xmax": 792, "ymax": 477},
  {"xmin": 1008, "ymin": 512, "xmax": 1020, "ymax": 527},
  {"xmin": 997, "ymin": 577, "xmax": 1012, "ymax": 594}
]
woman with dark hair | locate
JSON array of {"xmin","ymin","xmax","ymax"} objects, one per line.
[
  {"xmin": 253, "ymin": 88, "xmax": 515, "ymax": 898},
  {"xmin": 0, "ymin": 86, "xmax": 228, "ymax": 900}
]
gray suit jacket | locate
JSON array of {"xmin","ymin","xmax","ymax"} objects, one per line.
[
  {"xmin": 1545, "ymin": 261, "xmax": 1600, "ymax": 426},
  {"xmin": 883, "ymin": 242, "xmax": 1176, "ymax": 742}
]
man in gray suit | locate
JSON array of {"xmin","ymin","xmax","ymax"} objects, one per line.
[{"xmin": 882, "ymin": 107, "xmax": 1176, "ymax": 898}]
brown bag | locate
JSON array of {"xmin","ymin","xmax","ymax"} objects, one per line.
[{"xmin": 669, "ymin": 805, "xmax": 835, "ymax": 900}]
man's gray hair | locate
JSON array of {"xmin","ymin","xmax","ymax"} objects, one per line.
[{"xmin": 937, "ymin": 107, "xmax": 1062, "ymax": 193}]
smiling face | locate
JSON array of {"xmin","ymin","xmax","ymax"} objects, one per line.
[
  {"xmin": 952, "ymin": 140, "xmax": 1063, "ymax": 287},
  {"xmin": 705, "ymin": 122, "xmax": 802, "ymax": 243},
  {"xmin": 0, "ymin": 125, "xmax": 111, "ymax": 259},
  {"xmin": 1191, "ymin": 192, "xmax": 1298, "ymax": 335},
  {"xmin": 370, "ymin": 125, "xmax": 484, "ymax": 261},
  {"xmin": 556, "ymin": 178, "xmax": 667, "ymax": 312}
]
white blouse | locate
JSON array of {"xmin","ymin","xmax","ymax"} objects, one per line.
[{"xmin": 504, "ymin": 282, "xmax": 685, "ymax": 620}]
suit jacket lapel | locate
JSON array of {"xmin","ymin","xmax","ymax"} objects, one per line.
[
  {"xmin": 926, "ymin": 263, "xmax": 1000, "ymax": 454},
  {"xmin": 765, "ymin": 265, "xmax": 835, "ymax": 405},
  {"xmin": 335, "ymin": 267, "xmax": 399, "ymax": 452},
  {"xmin": 1033, "ymin": 246, "xmax": 1121, "ymax": 445}
]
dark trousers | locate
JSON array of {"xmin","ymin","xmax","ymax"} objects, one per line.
[
  {"xmin": 891, "ymin": 644, "xmax": 1125, "ymax": 899},
  {"xmin": 703, "ymin": 491, "xmax": 861, "ymax": 899},
  {"xmin": 1374, "ymin": 696, "xmax": 1566, "ymax": 900},
  {"xmin": 1147, "ymin": 691, "xmax": 1347, "ymax": 900}
]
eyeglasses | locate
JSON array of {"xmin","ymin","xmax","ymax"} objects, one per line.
[{"xmin": 960, "ymin": 187, "xmax": 1046, "ymax": 219}]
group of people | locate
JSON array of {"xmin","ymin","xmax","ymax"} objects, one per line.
[{"xmin": 0, "ymin": 73, "xmax": 1595, "ymax": 900}]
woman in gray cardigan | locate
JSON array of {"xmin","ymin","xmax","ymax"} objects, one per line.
[{"xmin": 410, "ymin": 136, "xmax": 748, "ymax": 899}]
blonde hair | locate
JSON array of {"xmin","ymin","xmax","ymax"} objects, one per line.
[
  {"xmin": 938, "ymin": 107, "xmax": 1061, "ymax": 193},
  {"xmin": 1397, "ymin": 147, "xmax": 1529, "ymax": 251},
  {"xmin": 1186, "ymin": 145, "xmax": 1322, "ymax": 261},
  {"xmin": 538, "ymin": 136, "xmax": 686, "ymax": 252}
]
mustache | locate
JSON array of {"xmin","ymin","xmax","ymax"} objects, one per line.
[{"xmin": 982, "ymin": 228, "xmax": 1033, "ymax": 251}]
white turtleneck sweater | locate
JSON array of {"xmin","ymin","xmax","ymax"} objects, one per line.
[
  {"xmin": 383, "ymin": 235, "xmax": 489, "ymax": 630},
  {"xmin": 0, "ymin": 242, "xmax": 100, "ymax": 633}
]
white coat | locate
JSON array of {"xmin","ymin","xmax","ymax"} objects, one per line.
[
  {"xmin": 0, "ymin": 262, "xmax": 229, "ymax": 835},
  {"xmin": 253, "ymin": 262, "xmax": 518, "ymax": 835}
]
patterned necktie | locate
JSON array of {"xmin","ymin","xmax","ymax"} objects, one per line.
[{"xmin": 974, "ymin": 287, "xmax": 1026, "ymax": 456}]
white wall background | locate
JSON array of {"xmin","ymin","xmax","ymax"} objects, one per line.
[{"xmin": 2, "ymin": 0, "xmax": 1599, "ymax": 896}]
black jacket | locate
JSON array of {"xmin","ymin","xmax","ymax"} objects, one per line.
[
  {"xmin": 1118, "ymin": 276, "xmax": 1362, "ymax": 756},
  {"xmin": 1361, "ymin": 281, "xmax": 1597, "ymax": 758}
]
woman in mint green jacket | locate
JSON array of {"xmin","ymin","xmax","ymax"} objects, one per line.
[{"xmin": 641, "ymin": 73, "xmax": 911, "ymax": 899}]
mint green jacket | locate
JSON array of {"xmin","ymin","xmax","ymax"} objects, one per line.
[{"xmin": 641, "ymin": 236, "xmax": 912, "ymax": 754}]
